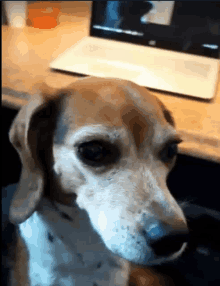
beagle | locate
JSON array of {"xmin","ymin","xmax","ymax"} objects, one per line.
[{"xmin": 9, "ymin": 77, "xmax": 189, "ymax": 286}]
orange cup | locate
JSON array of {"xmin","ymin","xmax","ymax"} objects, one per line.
[{"xmin": 27, "ymin": 3, "xmax": 61, "ymax": 29}]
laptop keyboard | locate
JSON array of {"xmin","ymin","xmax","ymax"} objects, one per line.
[
  {"xmin": 79, "ymin": 43, "xmax": 212, "ymax": 79},
  {"xmin": 80, "ymin": 43, "xmax": 147, "ymax": 66},
  {"xmin": 50, "ymin": 36, "xmax": 218, "ymax": 99}
]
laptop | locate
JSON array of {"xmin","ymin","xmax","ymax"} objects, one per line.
[{"xmin": 50, "ymin": 1, "xmax": 220, "ymax": 100}]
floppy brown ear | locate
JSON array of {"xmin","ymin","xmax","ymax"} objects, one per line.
[
  {"xmin": 156, "ymin": 98, "xmax": 175, "ymax": 127},
  {"xmin": 9, "ymin": 83, "xmax": 61, "ymax": 224}
]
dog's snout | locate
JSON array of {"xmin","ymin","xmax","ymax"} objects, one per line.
[{"xmin": 142, "ymin": 225, "xmax": 189, "ymax": 257}]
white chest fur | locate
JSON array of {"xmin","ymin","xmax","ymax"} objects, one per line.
[{"xmin": 19, "ymin": 198, "xmax": 130, "ymax": 286}]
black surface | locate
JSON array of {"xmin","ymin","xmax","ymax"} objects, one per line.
[{"xmin": 168, "ymin": 154, "xmax": 220, "ymax": 212}]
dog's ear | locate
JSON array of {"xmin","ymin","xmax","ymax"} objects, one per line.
[
  {"xmin": 9, "ymin": 82, "xmax": 61, "ymax": 224},
  {"xmin": 156, "ymin": 98, "xmax": 175, "ymax": 127}
]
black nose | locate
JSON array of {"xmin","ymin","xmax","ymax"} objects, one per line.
[{"xmin": 148, "ymin": 231, "xmax": 190, "ymax": 257}]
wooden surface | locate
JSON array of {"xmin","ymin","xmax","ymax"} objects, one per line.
[{"xmin": 2, "ymin": 1, "xmax": 220, "ymax": 163}]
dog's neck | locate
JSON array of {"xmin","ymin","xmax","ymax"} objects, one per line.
[{"xmin": 20, "ymin": 197, "xmax": 130, "ymax": 286}]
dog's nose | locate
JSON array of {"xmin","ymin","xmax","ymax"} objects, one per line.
[
  {"xmin": 149, "ymin": 231, "xmax": 189, "ymax": 257},
  {"xmin": 142, "ymin": 225, "xmax": 189, "ymax": 257}
]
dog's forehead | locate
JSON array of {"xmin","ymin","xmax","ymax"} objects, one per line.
[
  {"xmin": 55, "ymin": 78, "xmax": 172, "ymax": 146},
  {"xmin": 61, "ymin": 78, "xmax": 164, "ymax": 123}
]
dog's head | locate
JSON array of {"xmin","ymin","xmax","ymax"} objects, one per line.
[{"xmin": 9, "ymin": 77, "xmax": 188, "ymax": 266}]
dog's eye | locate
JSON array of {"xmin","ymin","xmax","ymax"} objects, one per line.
[
  {"xmin": 160, "ymin": 141, "xmax": 180, "ymax": 163},
  {"xmin": 77, "ymin": 140, "xmax": 119, "ymax": 167}
]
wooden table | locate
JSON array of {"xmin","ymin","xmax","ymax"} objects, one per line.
[{"xmin": 2, "ymin": 1, "xmax": 220, "ymax": 163}]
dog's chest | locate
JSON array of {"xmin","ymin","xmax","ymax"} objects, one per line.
[{"xmin": 18, "ymin": 198, "xmax": 129, "ymax": 286}]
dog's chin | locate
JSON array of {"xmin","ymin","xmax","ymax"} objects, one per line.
[{"xmin": 116, "ymin": 242, "xmax": 188, "ymax": 267}]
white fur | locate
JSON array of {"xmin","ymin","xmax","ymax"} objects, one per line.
[{"xmin": 19, "ymin": 198, "xmax": 130, "ymax": 286}]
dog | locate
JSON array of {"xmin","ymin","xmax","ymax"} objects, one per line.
[{"xmin": 9, "ymin": 77, "xmax": 189, "ymax": 286}]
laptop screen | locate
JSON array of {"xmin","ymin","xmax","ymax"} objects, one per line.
[{"xmin": 91, "ymin": 1, "xmax": 220, "ymax": 59}]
